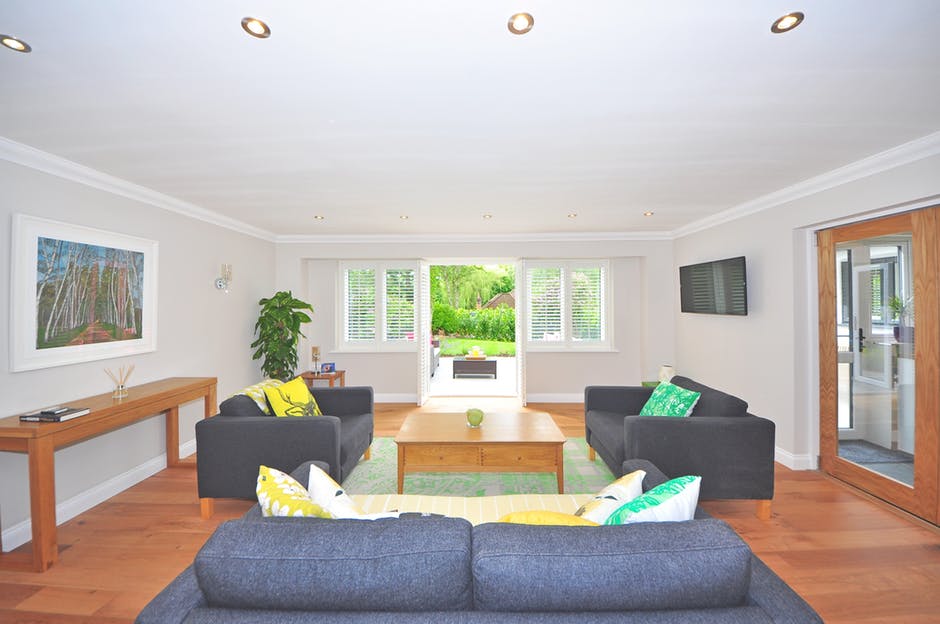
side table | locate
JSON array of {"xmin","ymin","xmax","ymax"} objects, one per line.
[{"xmin": 301, "ymin": 370, "xmax": 346, "ymax": 388}]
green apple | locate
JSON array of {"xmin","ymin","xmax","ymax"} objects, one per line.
[{"xmin": 466, "ymin": 407, "xmax": 485, "ymax": 427}]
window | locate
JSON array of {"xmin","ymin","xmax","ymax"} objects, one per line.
[
  {"xmin": 526, "ymin": 261, "xmax": 609, "ymax": 349},
  {"xmin": 340, "ymin": 262, "xmax": 416, "ymax": 350}
]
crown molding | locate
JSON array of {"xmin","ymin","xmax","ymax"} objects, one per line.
[
  {"xmin": 673, "ymin": 131, "xmax": 940, "ymax": 239},
  {"xmin": 276, "ymin": 230, "xmax": 673, "ymax": 244},
  {"xmin": 0, "ymin": 137, "xmax": 277, "ymax": 242}
]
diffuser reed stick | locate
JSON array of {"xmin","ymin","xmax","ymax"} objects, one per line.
[{"xmin": 105, "ymin": 364, "xmax": 134, "ymax": 399}]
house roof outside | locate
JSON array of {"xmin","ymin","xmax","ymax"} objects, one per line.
[{"xmin": 482, "ymin": 291, "xmax": 515, "ymax": 310}]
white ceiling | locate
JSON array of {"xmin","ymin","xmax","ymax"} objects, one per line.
[{"xmin": 1, "ymin": 1, "xmax": 939, "ymax": 238}]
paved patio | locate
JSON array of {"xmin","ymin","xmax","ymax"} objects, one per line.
[{"xmin": 429, "ymin": 356, "xmax": 517, "ymax": 397}]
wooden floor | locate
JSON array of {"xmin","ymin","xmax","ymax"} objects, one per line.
[{"xmin": 1, "ymin": 400, "xmax": 938, "ymax": 623}]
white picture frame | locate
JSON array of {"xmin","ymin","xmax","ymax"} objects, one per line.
[{"xmin": 10, "ymin": 214, "xmax": 158, "ymax": 371}]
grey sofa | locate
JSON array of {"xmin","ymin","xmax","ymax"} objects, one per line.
[
  {"xmin": 137, "ymin": 460, "xmax": 822, "ymax": 623},
  {"xmin": 585, "ymin": 376, "xmax": 776, "ymax": 518},
  {"xmin": 195, "ymin": 386, "xmax": 374, "ymax": 516}
]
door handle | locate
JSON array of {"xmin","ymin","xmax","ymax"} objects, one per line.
[{"xmin": 858, "ymin": 327, "xmax": 865, "ymax": 353}]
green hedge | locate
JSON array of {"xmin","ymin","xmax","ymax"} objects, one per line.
[{"xmin": 432, "ymin": 303, "xmax": 515, "ymax": 342}]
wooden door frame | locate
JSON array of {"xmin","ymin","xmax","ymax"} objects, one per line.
[{"xmin": 817, "ymin": 207, "xmax": 939, "ymax": 524}]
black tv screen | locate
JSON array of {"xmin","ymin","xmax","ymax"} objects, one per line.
[{"xmin": 679, "ymin": 256, "xmax": 748, "ymax": 316}]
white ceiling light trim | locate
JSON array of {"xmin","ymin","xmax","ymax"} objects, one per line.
[
  {"xmin": 0, "ymin": 137, "xmax": 277, "ymax": 242},
  {"xmin": 275, "ymin": 231, "xmax": 673, "ymax": 244},
  {"xmin": 673, "ymin": 130, "xmax": 940, "ymax": 239}
]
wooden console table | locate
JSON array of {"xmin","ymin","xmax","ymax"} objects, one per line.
[{"xmin": 0, "ymin": 376, "xmax": 217, "ymax": 572}]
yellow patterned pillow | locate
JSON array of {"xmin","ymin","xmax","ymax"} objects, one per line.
[
  {"xmin": 574, "ymin": 470, "xmax": 646, "ymax": 524},
  {"xmin": 236, "ymin": 379, "xmax": 283, "ymax": 414},
  {"xmin": 264, "ymin": 376, "xmax": 322, "ymax": 417},
  {"xmin": 499, "ymin": 510, "xmax": 599, "ymax": 526},
  {"xmin": 256, "ymin": 465, "xmax": 330, "ymax": 518}
]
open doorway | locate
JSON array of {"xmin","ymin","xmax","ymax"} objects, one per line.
[{"xmin": 422, "ymin": 262, "xmax": 520, "ymax": 399}]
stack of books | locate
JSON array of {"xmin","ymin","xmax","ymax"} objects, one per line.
[{"xmin": 19, "ymin": 405, "xmax": 91, "ymax": 422}]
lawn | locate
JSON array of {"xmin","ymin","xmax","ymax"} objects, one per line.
[{"xmin": 438, "ymin": 337, "xmax": 516, "ymax": 357}]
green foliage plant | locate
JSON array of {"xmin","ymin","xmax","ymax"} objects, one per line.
[{"xmin": 251, "ymin": 291, "xmax": 314, "ymax": 381}]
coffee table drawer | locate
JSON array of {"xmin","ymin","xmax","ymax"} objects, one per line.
[
  {"xmin": 404, "ymin": 444, "xmax": 481, "ymax": 467},
  {"xmin": 481, "ymin": 444, "xmax": 558, "ymax": 468}
]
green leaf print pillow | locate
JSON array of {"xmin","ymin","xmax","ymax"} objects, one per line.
[{"xmin": 639, "ymin": 381, "xmax": 701, "ymax": 417}]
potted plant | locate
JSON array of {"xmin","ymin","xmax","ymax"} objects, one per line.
[
  {"xmin": 888, "ymin": 295, "xmax": 914, "ymax": 343},
  {"xmin": 250, "ymin": 291, "xmax": 314, "ymax": 381}
]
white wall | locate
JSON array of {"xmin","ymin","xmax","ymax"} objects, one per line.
[
  {"xmin": 674, "ymin": 152, "xmax": 940, "ymax": 468},
  {"xmin": 0, "ymin": 160, "xmax": 275, "ymax": 549},
  {"xmin": 277, "ymin": 239, "xmax": 677, "ymax": 401}
]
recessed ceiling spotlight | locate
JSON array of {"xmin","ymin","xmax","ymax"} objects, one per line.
[
  {"xmin": 508, "ymin": 13, "xmax": 534, "ymax": 35},
  {"xmin": 241, "ymin": 17, "xmax": 271, "ymax": 39},
  {"xmin": 313, "ymin": 215, "xmax": 325, "ymax": 220},
  {"xmin": 482, "ymin": 213, "xmax": 493, "ymax": 220},
  {"xmin": 399, "ymin": 215, "xmax": 409, "ymax": 220},
  {"xmin": 567, "ymin": 213, "xmax": 577, "ymax": 219},
  {"xmin": 771, "ymin": 12, "xmax": 804, "ymax": 33},
  {"xmin": 1, "ymin": 34, "xmax": 31, "ymax": 53},
  {"xmin": 643, "ymin": 211, "xmax": 654, "ymax": 217}
]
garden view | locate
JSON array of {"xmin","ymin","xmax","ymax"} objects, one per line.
[{"xmin": 431, "ymin": 264, "xmax": 516, "ymax": 356}]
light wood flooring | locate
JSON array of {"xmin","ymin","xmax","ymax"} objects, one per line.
[{"xmin": 0, "ymin": 400, "xmax": 938, "ymax": 623}]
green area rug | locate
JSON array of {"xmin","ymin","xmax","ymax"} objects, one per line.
[{"xmin": 344, "ymin": 437, "xmax": 615, "ymax": 496}]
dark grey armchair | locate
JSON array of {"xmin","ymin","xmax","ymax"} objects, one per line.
[
  {"xmin": 196, "ymin": 386, "xmax": 374, "ymax": 518},
  {"xmin": 585, "ymin": 376, "xmax": 775, "ymax": 519}
]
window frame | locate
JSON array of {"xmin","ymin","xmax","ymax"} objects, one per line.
[
  {"xmin": 337, "ymin": 260, "xmax": 417, "ymax": 352},
  {"xmin": 525, "ymin": 259, "xmax": 612, "ymax": 352}
]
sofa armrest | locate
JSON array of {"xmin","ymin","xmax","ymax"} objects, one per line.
[
  {"xmin": 311, "ymin": 386, "xmax": 373, "ymax": 417},
  {"xmin": 196, "ymin": 415, "xmax": 342, "ymax": 497},
  {"xmin": 135, "ymin": 565, "xmax": 205, "ymax": 624},
  {"xmin": 584, "ymin": 385, "xmax": 652, "ymax": 414},
  {"xmin": 623, "ymin": 414, "xmax": 776, "ymax": 500}
]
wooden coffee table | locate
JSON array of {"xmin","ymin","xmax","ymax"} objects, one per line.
[{"xmin": 394, "ymin": 411, "xmax": 566, "ymax": 494}]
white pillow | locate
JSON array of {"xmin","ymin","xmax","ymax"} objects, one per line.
[
  {"xmin": 603, "ymin": 475, "xmax": 701, "ymax": 525},
  {"xmin": 574, "ymin": 470, "xmax": 646, "ymax": 524},
  {"xmin": 307, "ymin": 463, "xmax": 363, "ymax": 519}
]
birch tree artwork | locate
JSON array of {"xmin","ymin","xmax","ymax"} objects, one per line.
[{"xmin": 35, "ymin": 237, "xmax": 145, "ymax": 349}]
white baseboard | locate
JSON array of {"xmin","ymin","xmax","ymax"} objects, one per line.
[
  {"xmin": 526, "ymin": 393, "xmax": 583, "ymax": 403},
  {"xmin": 1, "ymin": 442, "xmax": 194, "ymax": 553},
  {"xmin": 376, "ymin": 393, "xmax": 418, "ymax": 403},
  {"xmin": 775, "ymin": 446, "xmax": 818, "ymax": 470}
]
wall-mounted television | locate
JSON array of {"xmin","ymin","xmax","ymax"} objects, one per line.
[{"xmin": 679, "ymin": 256, "xmax": 748, "ymax": 316}]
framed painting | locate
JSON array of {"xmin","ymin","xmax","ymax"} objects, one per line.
[{"xmin": 10, "ymin": 214, "xmax": 158, "ymax": 371}]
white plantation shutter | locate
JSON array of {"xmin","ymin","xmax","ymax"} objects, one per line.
[
  {"xmin": 527, "ymin": 267, "xmax": 563, "ymax": 342},
  {"xmin": 345, "ymin": 268, "xmax": 376, "ymax": 342},
  {"xmin": 384, "ymin": 268, "xmax": 415, "ymax": 341},
  {"xmin": 571, "ymin": 266, "xmax": 604, "ymax": 342},
  {"xmin": 526, "ymin": 261, "xmax": 610, "ymax": 349}
]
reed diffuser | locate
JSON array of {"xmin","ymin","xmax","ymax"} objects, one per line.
[{"xmin": 105, "ymin": 364, "xmax": 134, "ymax": 399}]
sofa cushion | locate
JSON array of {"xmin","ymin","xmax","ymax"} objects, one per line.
[
  {"xmin": 306, "ymin": 463, "xmax": 362, "ymax": 519},
  {"xmin": 671, "ymin": 376, "xmax": 748, "ymax": 418},
  {"xmin": 498, "ymin": 510, "xmax": 598, "ymax": 526},
  {"xmin": 574, "ymin": 469, "xmax": 645, "ymax": 523},
  {"xmin": 264, "ymin": 377, "xmax": 322, "ymax": 417},
  {"xmin": 256, "ymin": 466, "xmax": 330, "ymax": 518},
  {"xmin": 234, "ymin": 379, "xmax": 283, "ymax": 414},
  {"xmin": 472, "ymin": 519, "xmax": 752, "ymax": 612},
  {"xmin": 639, "ymin": 381, "xmax": 701, "ymax": 418},
  {"xmin": 195, "ymin": 517, "xmax": 474, "ymax": 612},
  {"xmin": 218, "ymin": 393, "xmax": 268, "ymax": 418},
  {"xmin": 604, "ymin": 475, "xmax": 701, "ymax": 524}
]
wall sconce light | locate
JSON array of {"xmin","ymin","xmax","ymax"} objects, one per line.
[
  {"xmin": 658, "ymin": 364, "xmax": 676, "ymax": 383},
  {"xmin": 215, "ymin": 264, "xmax": 233, "ymax": 292}
]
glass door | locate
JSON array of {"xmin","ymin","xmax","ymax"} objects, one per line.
[{"xmin": 818, "ymin": 208, "xmax": 939, "ymax": 524}]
